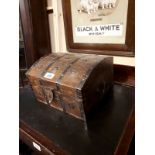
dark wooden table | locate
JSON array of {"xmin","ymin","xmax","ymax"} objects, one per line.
[{"xmin": 19, "ymin": 84, "xmax": 135, "ymax": 155}]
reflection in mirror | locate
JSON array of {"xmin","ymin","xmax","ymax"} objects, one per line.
[
  {"xmin": 19, "ymin": 16, "xmax": 26, "ymax": 69},
  {"xmin": 19, "ymin": 16, "xmax": 28, "ymax": 87}
]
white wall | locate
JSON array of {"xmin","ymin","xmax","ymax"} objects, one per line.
[{"xmin": 47, "ymin": 0, "xmax": 135, "ymax": 66}]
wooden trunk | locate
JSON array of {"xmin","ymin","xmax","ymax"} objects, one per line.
[{"xmin": 26, "ymin": 53, "xmax": 113, "ymax": 121}]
